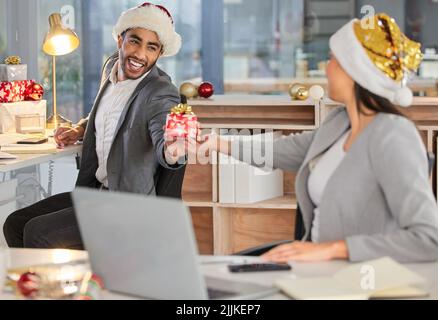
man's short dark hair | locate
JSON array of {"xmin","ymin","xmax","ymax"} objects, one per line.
[{"xmin": 121, "ymin": 29, "xmax": 132, "ymax": 39}]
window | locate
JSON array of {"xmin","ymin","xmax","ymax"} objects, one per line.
[
  {"xmin": 223, "ymin": 0, "xmax": 438, "ymax": 96},
  {"xmin": 222, "ymin": 0, "xmax": 358, "ymax": 93},
  {"xmin": 224, "ymin": 0, "xmax": 306, "ymax": 80},
  {"xmin": 5, "ymin": 0, "xmax": 436, "ymax": 123},
  {"xmin": 0, "ymin": 0, "xmax": 7, "ymax": 60},
  {"xmin": 36, "ymin": 0, "xmax": 201, "ymax": 122}
]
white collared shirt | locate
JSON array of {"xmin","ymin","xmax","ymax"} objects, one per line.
[
  {"xmin": 308, "ymin": 130, "xmax": 350, "ymax": 243},
  {"xmin": 94, "ymin": 62, "xmax": 150, "ymax": 187}
]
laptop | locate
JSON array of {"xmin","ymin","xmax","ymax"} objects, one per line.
[{"xmin": 72, "ymin": 187, "xmax": 278, "ymax": 300}]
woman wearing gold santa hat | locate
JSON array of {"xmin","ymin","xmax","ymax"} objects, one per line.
[{"xmin": 200, "ymin": 13, "xmax": 438, "ymax": 263}]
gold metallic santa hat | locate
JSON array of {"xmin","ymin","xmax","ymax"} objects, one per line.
[
  {"xmin": 329, "ymin": 13, "xmax": 423, "ymax": 107},
  {"xmin": 113, "ymin": 2, "xmax": 182, "ymax": 57}
]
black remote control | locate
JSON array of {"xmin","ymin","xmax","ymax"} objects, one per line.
[{"xmin": 228, "ymin": 263, "xmax": 292, "ymax": 273}]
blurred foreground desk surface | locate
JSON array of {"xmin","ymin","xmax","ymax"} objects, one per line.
[
  {"xmin": 1, "ymin": 249, "xmax": 438, "ymax": 300},
  {"xmin": 0, "ymin": 133, "xmax": 82, "ymax": 173}
]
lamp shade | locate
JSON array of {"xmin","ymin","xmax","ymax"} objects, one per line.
[{"xmin": 42, "ymin": 13, "xmax": 80, "ymax": 56}]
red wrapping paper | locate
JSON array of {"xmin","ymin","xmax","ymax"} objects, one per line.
[{"xmin": 0, "ymin": 80, "xmax": 35, "ymax": 103}]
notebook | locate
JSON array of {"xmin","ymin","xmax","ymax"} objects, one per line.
[
  {"xmin": 1, "ymin": 143, "xmax": 58, "ymax": 154},
  {"xmin": 275, "ymin": 257, "xmax": 428, "ymax": 300},
  {"xmin": 0, "ymin": 151, "xmax": 18, "ymax": 160}
]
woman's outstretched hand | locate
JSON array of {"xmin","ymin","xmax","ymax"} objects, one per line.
[{"xmin": 261, "ymin": 240, "xmax": 349, "ymax": 263}]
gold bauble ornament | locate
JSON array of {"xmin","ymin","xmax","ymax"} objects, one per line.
[
  {"xmin": 288, "ymin": 84, "xmax": 308, "ymax": 100},
  {"xmin": 179, "ymin": 82, "xmax": 198, "ymax": 99}
]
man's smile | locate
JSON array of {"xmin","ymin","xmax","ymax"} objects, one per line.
[{"xmin": 127, "ymin": 57, "xmax": 146, "ymax": 73}]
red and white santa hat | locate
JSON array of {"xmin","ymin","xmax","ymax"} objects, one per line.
[{"xmin": 112, "ymin": 2, "xmax": 182, "ymax": 57}]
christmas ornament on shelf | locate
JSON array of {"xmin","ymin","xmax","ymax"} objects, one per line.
[
  {"xmin": 288, "ymin": 84, "xmax": 325, "ymax": 101},
  {"xmin": 24, "ymin": 83, "xmax": 44, "ymax": 101},
  {"xmin": 179, "ymin": 82, "xmax": 198, "ymax": 99},
  {"xmin": 308, "ymin": 85, "xmax": 325, "ymax": 101},
  {"xmin": 288, "ymin": 83, "xmax": 308, "ymax": 101},
  {"xmin": 165, "ymin": 95, "xmax": 198, "ymax": 139},
  {"xmin": 198, "ymin": 81, "xmax": 214, "ymax": 99}
]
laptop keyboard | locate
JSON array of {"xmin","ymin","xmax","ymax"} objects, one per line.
[{"xmin": 207, "ymin": 288, "xmax": 236, "ymax": 299}]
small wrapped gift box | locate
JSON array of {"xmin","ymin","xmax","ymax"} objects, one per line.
[
  {"xmin": 0, "ymin": 64, "xmax": 28, "ymax": 82},
  {"xmin": 0, "ymin": 100, "xmax": 46, "ymax": 133},
  {"xmin": 165, "ymin": 102, "xmax": 198, "ymax": 139},
  {"xmin": 0, "ymin": 80, "xmax": 35, "ymax": 103}
]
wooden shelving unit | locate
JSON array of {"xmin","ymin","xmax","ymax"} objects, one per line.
[
  {"xmin": 217, "ymin": 194, "xmax": 297, "ymax": 210},
  {"xmin": 182, "ymin": 95, "xmax": 438, "ymax": 255}
]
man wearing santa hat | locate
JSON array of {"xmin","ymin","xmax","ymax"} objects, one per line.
[{"xmin": 4, "ymin": 3, "xmax": 187, "ymax": 249}]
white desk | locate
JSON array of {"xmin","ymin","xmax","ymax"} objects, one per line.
[
  {"xmin": 1, "ymin": 249, "xmax": 437, "ymax": 300},
  {"xmin": 0, "ymin": 133, "xmax": 82, "ymax": 173},
  {"xmin": 0, "ymin": 134, "xmax": 82, "ymax": 246}
]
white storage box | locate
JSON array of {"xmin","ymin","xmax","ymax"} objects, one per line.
[
  {"xmin": 0, "ymin": 100, "xmax": 46, "ymax": 133},
  {"xmin": 235, "ymin": 161, "xmax": 284, "ymax": 204},
  {"xmin": 218, "ymin": 152, "xmax": 237, "ymax": 203},
  {"xmin": 219, "ymin": 131, "xmax": 284, "ymax": 203}
]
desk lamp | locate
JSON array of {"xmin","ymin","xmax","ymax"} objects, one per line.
[{"xmin": 42, "ymin": 13, "xmax": 80, "ymax": 129}]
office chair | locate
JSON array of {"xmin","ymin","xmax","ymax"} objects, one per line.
[
  {"xmin": 155, "ymin": 164, "xmax": 186, "ymax": 198},
  {"xmin": 235, "ymin": 151, "xmax": 436, "ymax": 256}
]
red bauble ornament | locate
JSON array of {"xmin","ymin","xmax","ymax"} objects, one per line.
[
  {"xmin": 24, "ymin": 83, "xmax": 44, "ymax": 101},
  {"xmin": 17, "ymin": 272, "xmax": 41, "ymax": 298},
  {"xmin": 198, "ymin": 82, "xmax": 214, "ymax": 99}
]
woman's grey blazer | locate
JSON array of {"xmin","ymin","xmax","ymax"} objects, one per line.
[{"xmin": 236, "ymin": 108, "xmax": 438, "ymax": 262}]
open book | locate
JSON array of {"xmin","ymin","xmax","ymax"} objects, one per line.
[{"xmin": 275, "ymin": 257, "xmax": 428, "ymax": 300}]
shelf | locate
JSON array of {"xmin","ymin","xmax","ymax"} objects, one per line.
[
  {"xmin": 322, "ymin": 97, "xmax": 438, "ymax": 107},
  {"xmin": 183, "ymin": 192, "xmax": 213, "ymax": 207},
  {"xmin": 217, "ymin": 194, "xmax": 297, "ymax": 209},
  {"xmin": 418, "ymin": 123, "xmax": 438, "ymax": 130},
  {"xmin": 182, "ymin": 94, "xmax": 438, "ymax": 255},
  {"xmin": 189, "ymin": 95, "xmax": 315, "ymax": 106},
  {"xmin": 200, "ymin": 119, "xmax": 316, "ymax": 130}
]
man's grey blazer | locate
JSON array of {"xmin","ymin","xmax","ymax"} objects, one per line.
[
  {"xmin": 237, "ymin": 108, "xmax": 438, "ymax": 262},
  {"xmin": 75, "ymin": 58, "xmax": 181, "ymax": 195}
]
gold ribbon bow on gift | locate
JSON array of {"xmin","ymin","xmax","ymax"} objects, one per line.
[
  {"xmin": 4, "ymin": 56, "xmax": 22, "ymax": 65},
  {"xmin": 171, "ymin": 103, "xmax": 194, "ymax": 115}
]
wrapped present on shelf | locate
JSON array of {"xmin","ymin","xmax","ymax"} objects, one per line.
[
  {"xmin": 0, "ymin": 100, "xmax": 46, "ymax": 133},
  {"xmin": 0, "ymin": 80, "xmax": 35, "ymax": 103},
  {"xmin": 0, "ymin": 56, "xmax": 28, "ymax": 82},
  {"xmin": 165, "ymin": 96, "xmax": 198, "ymax": 139}
]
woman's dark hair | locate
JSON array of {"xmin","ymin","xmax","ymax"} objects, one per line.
[{"xmin": 354, "ymin": 82, "xmax": 408, "ymax": 118}]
